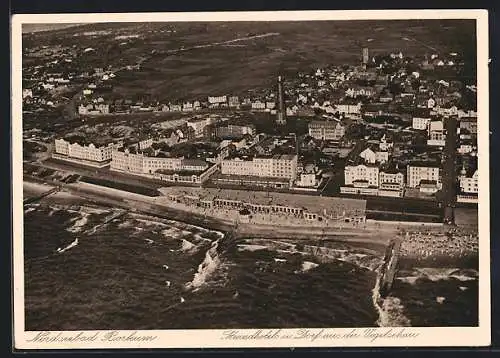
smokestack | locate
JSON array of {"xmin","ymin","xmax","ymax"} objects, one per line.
[
  {"xmin": 277, "ymin": 75, "xmax": 286, "ymax": 125},
  {"xmin": 362, "ymin": 47, "xmax": 369, "ymax": 69}
]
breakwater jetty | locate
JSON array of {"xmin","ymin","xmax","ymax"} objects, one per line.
[
  {"xmin": 378, "ymin": 235, "xmax": 403, "ymax": 298},
  {"xmin": 23, "ymin": 185, "xmax": 61, "ymax": 205}
]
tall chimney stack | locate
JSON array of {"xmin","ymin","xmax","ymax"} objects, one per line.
[{"xmin": 276, "ymin": 75, "xmax": 286, "ymax": 125}]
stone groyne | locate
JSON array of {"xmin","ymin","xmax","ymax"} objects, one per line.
[{"xmin": 378, "ymin": 237, "xmax": 402, "ymax": 298}]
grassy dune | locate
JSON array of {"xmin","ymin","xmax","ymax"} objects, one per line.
[{"xmin": 23, "ymin": 20, "xmax": 476, "ymax": 101}]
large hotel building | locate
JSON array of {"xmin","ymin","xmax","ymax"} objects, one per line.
[
  {"xmin": 110, "ymin": 147, "xmax": 217, "ymax": 184},
  {"xmin": 217, "ymin": 154, "xmax": 298, "ymax": 189},
  {"xmin": 53, "ymin": 138, "xmax": 119, "ymax": 167}
]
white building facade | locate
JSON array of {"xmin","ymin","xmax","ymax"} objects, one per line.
[
  {"xmin": 54, "ymin": 138, "xmax": 116, "ymax": 163},
  {"xmin": 407, "ymin": 164, "xmax": 442, "ymax": 189},
  {"xmin": 221, "ymin": 154, "xmax": 298, "ymax": 180},
  {"xmin": 459, "ymin": 170, "xmax": 478, "ymax": 194},
  {"xmin": 344, "ymin": 164, "xmax": 379, "ymax": 187},
  {"xmin": 308, "ymin": 121, "xmax": 345, "ymax": 141}
]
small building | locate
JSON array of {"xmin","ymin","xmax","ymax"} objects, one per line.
[
  {"xmin": 459, "ymin": 168, "xmax": 478, "ymax": 194},
  {"xmin": 22, "ymin": 89, "xmax": 33, "ymax": 99},
  {"xmin": 228, "ymin": 96, "xmax": 240, "ymax": 108},
  {"xmin": 412, "ymin": 117, "xmax": 431, "ymax": 130},
  {"xmin": 459, "ymin": 117, "xmax": 477, "ymax": 134},
  {"xmin": 208, "ymin": 95, "xmax": 227, "ymax": 105},
  {"xmin": 251, "ymin": 101, "xmax": 266, "ymax": 110}
]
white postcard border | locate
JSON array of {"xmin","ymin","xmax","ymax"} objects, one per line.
[{"xmin": 11, "ymin": 9, "xmax": 491, "ymax": 349}]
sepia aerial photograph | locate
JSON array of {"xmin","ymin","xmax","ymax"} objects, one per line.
[{"xmin": 19, "ymin": 17, "xmax": 481, "ymax": 334}]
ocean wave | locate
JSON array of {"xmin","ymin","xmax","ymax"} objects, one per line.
[
  {"xmin": 397, "ymin": 268, "xmax": 479, "ymax": 283},
  {"xmin": 185, "ymin": 239, "xmax": 221, "ymax": 290},
  {"xmin": 451, "ymin": 275, "xmax": 477, "ymax": 282},
  {"xmin": 241, "ymin": 238, "xmax": 381, "ymax": 272},
  {"xmin": 300, "ymin": 261, "xmax": 319, "ymax": 272},
  {"xmin": 372, "ymin": 264, "xmax": 411, "ymax": 327},
  {"xmin": 24, "ymin": 207, "xmax": 36, "ymax": 215},
  {"xmin": 135, "ymin": 218, "xmax": 169, "ymax": 228},
  {"xmin": 66, "ymin": 213, "xmax": 90, "ymax": 233},
  {"xmin": 395, "ymin": 276, "xmax": 420, "ymax": 285},
  {"xmin": 179, "ymin": 238, "xmax": 197, "ymax": 253},
  {"xmin": 57, "ymin": 238, "xmax": 79, "ymax": 253},
  {"xmin": 161, "ymin": 227, "xmax": 184, "ymax": 240},
  {"xmin": 117, "ymin": 220, "xmax": 134, "ymax": 229},
  {"xmin": 237, "ymin": 244, "xmax": 268, "ymax": 252},
  {"xmin": 193, "ymin": 233, "xmax": 215, "ymax": 243},
  {"xmin": 81, "ymin": 206, "xmax": 109, "ymax": 215},
  {"xmin": 48, "ymin": 206, "xmax": 61, "ymax": 216}
]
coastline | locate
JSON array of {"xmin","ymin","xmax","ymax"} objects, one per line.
[
  {"xmin": 22, "ymin": 178, "xmax": 477, "ymax": 261},
  {"xmin": 22, "ymin": 178, "xmax": 479, "ymax": 328},
  {"xmin": 23, "ymin": 179, "xmax": 398, "ymax": 250}
]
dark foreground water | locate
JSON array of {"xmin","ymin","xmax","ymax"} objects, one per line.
[{"xmin": 23, "ymin": 201, "xmax": 478, "ymax": 330}]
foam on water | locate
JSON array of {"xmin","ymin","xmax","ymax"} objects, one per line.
[
  {"xmin": 185, "ymin": 239, "xmax": 221, "ymax": 290},
  {"xmin": 372, "ymin": 264, "xmax": 411, "ymax": 327},
  {"xmin": 57, "ymin": 238, "xmax": 79, "ymax": 254},
  {"xmin": 301, "ymin": 261, "xmax": 319, "ymax": 272},
  {"xmin": 161, "ymin": 227, "xmax": 183, "ymax": 239},
  {"xmin": 398, "ymin": 268, "xmax": 479, "ymax": 283},
  {"xmin": 237, "ymin": 244, "xmax": 268, "ymax": 252},
  {"xmin": 135, "ymin": 218, "xmax": 169, "ymax": 228},
  {"xmin": 66, "ymin": 213, "xmax": 90, "ymax": 233},
  {"xmin": 396, "ymin": 276, "xmax": 420, "ymax": 285},
  {"xmin": 180, "ymin": 239, "xmax": 197, "ymax": 253}
]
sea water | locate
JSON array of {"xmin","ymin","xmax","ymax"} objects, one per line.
[{"xmin": 23, "ymin": 203, "xmax": 478, "ymax": 330}]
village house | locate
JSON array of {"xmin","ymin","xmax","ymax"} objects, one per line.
[
  {"xmin": 345, "ymin": 86, "xmax": 377, "ymax": 98},
  {"xmin": 251, "ymin": 100, "xmax": 266, "ymax": 111},
  {"xmin": 228, "ymin": 96, "xmax": 240, "ymax": 109},
  {"xmin": 359, "ymin": 147, "xmax": 389, "ymax": 164},
  {"xmin": 335, "ymin": 101, "xmax": 362, "ymax": 115},
  {"xmin": 341, "ymin": 164, "xmax": 379, "ymax": 196}
]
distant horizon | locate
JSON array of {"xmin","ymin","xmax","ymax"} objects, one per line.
[{"xmin": 21, "ymin": 23, "xmax": 84, "ymax": 34}]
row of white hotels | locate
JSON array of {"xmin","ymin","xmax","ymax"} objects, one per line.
[
  {"xmin": 53, "ymin": 138, "xmax": 299, "ymax": 185},
  {"xmin": 341, "ymin": 163, "xmax": 443, "ymax": 197},
  {"xmin": 53, "ymin": 138, "xmax": 478, "ymax": 199}
]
